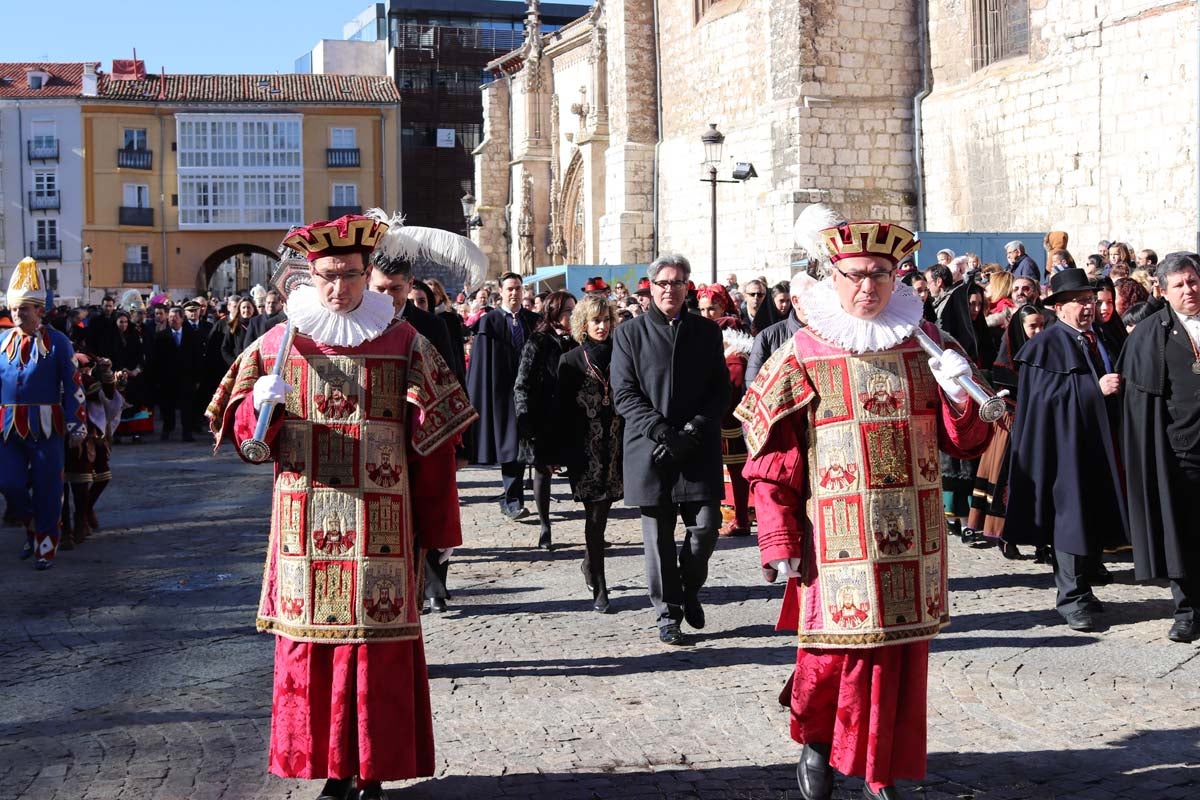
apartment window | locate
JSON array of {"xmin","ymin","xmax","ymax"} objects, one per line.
[
  {"xmin": 331, "ymin": 128, "xmax": 357, "ymax": 149},
  {"xmin": 125, "ymin": 244, "xmax": 150, "ymax": 264},
  {"xmin": 33, "ymin": 171, "xmax": 57, "ymax": 195},
  {"xmin": 176, "ymin": 114, "xmax": 303, "ymax": 229},
  {"xmin": 30, "ymin": 120, "xmax": 55, "ymax": 149},
  {"xmin": 332, "ymin": 184, "xmax": 358, "ymax": 207},
  {"xmin": 36, "ymin": 218, "xmax": 57, "ymax": 246},
  {"xmin": 123, "ymin": 128, "xmax": 148, "ymax": 150},
  {"xmin": 123, "ymin": 183, "xmax": 150, "ymax": 208},
  {"xmin": 972, "ymin": 0, "xmax": 1028, "ymax": 69}
]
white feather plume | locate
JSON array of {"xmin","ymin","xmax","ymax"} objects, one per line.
[
  {"xmin": 119, "ymin": 288, "xmax": 144, "ymax": 311},
  {"xmin": 792, "ymin": 203, "xmax": 846, "ymax": 276},
  {"xmin": 722, "ymin": 326, "xmax": 754, "ymax": 356},
  {"xmin": 366, "ymin": 207, "xmax": 489, "ymax": 289}
]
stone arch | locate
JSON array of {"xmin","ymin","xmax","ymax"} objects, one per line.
[
  {"xmin": 560, "ymin": 150, "xmax": 587, "ymax": 264},
  {"xmin": 201, "ymin": 243, "xmax": 279, "ymax": 293}
]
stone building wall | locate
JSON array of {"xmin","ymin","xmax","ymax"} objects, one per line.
[
  {"xmin": 922, "ymin": 0, "xmax": 1199, "ymax": 254},
  {"xmin": 473, "ymin": 78, "xmax": 512, "ymax": 281},
  {"xmin": 654, "ymin": 0, "xmax": 922, "ymax": 283}
]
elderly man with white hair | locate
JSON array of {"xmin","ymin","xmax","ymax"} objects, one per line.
[{"xmin": 1005, "ymin": 240, "xmax": 1042, "ymax": 283}]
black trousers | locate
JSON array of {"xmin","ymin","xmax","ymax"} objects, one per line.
[
  {"xmin": 499, "ymin": 460, "xmax": 525, "ymax": 513},
  {"xmin": 424, "ymin": 549, "xmax": 449, "ymax": 600},
  {"xmin": 159, "ymin": 385, "xmax": 196, "ymax": 435},
  {"xmin": 639, "ymin": 500, "xmax": 720, "ymax": 627},
  {"xmin": 1054, "ymin": 549, "xmax": 1102, "ymax": 617}
]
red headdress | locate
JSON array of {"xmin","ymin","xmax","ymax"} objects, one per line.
[
  {"xmin": 635, "ymin": 278, "xmax": 652, "ymax": 296},
  {"xmin": 583, "ymin": 276, "xmax": 610, "ymax": 293},
  {"xmin": 695, "ymin": 283, "xmax": 734, "ymax": 314},
  {"xmin": 281, "ymin": 214, "xmax": 390, "ymax": 263}
]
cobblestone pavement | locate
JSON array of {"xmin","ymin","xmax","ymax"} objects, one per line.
[{"xmin": 2, "ymin": 442, "xmax": 1198, "ymax": 800}]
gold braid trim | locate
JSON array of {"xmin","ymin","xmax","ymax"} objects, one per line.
[{"xmin": 406, "ymin": 334, "xmax": 478, "ymax": 456}]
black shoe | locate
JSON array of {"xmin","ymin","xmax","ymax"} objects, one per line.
[
  {"xmin": 683, "ymin": 593, "xmax": 705, "ymax": 630},
  {"xmin": 537, "ymin": 526, "xmax": 552, "ymax": 550},
  {"xmin": 796, "ymin": 743, "xmax": 833, "ymax": 800},
  {"xmin": 658, "ymin": 623, "xmax": 685, "ymax": 645},
  {"xmin": 1064, "ymin": 609, "xmax": 1096, "ymax": 632},
  {"xmin": 316, "ymin": 777, "xmax": 352, "ymax": 800},
  {"xmin": 863, "ymin": 785, "xmax": 903, "ymax": 800},
  {"xmin": 18, "ymin": 539, "xmax": 33, "ymax": 560},
  {"xmin": 946, "ymin": 519, "xmax": 962, "ymax": 540},
  {"xmin": 357, "ymin": 782, "xmax": 384, "ymax": 800},
  {"xmin": 1000, "ymin": 541, "xmax": 1021, "ymax": 560},
  {"xmin": 1034, "ymin": 545, "xmax": 1051, "ymax": 564},
  {"xmin": 35, "ymin": 558, "xmax": 53, "ymax": 571},
  {"xmin": 960, "ymin": 526, "xmax": 978, "ymax": 544},
  {"xmin": 430, "ymin": 597, "xmax": 448, "ymax": 613},
  {"xmin": 1168, "ymin": 619, "xmax": 1199, "ymax": 643},
  {"xmin": 593, "ymin": 590, "xmax": 611, "ymax": 614},
  {"xmin": 1091, "ymin": 564, "xmax": 1114, "ymax": 585},
  {"xmin": 500, "ymin": 505, "xmax": 530, "ymax": 521}
]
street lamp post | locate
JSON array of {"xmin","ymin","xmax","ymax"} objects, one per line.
[
  {"xmin": 461, "ymin": 192, "xmax": 478, "ymax": 238},
  {"xmin": 82, "ymin": 244, "xmax": 93, "ymax": 304},
  {"xmin": 701, "ymin": 124, "xmax": 725, "ymax": 286}
]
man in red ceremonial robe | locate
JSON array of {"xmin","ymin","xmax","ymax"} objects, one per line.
[
  {"xmin": 736, "ymin": 216, "xmax": 991, "ymax": 800},
  {"xmin": 208, "ymin": 214, "xmax": 477, "ymax": 800}
]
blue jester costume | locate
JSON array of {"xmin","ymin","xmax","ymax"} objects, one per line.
[{"xmin": 0, "ymin": 258, "xmax": 85, "ymax": 569}]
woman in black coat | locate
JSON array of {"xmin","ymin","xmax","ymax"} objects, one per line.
[
  {"xmin": 111, "ymin": 312, "xmax": 147, "ymax": 415},
  {"xmin": 513, "ymin": 290, "xmax": 577, "ymax": 550},
  {"xmin": 556, "ymin": 295, "xmax": 622, "ymax": 612},
  {"xmin": 426, "ymin": 278, "xmax": 468, "ymax": 387}
]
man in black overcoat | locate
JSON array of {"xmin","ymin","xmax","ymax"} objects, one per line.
[
  {"xmin": 243, "ymin": 289, "xmax": 287, "ymax": 345},
  {"xmin": 612, "ymin": 253, "xmax": 730, "ymax": 646},
  {"xmin": 1006, "ymin": 268, "xmax": 1128, "ymax": 632},
  {"xmin": 1118, "ymin": 252, "xmax": 1200, "ymax": 643},
  {"xmin": 369, "ymin": 235, "xmax": 462, "ymax": 613},
  {"xmin": 466, "ymin": 272, "xmax": 539, "ymax": 519},
  {"xmin": 151, "ymin": 306, "xmax": 203, "ymax": 442}
]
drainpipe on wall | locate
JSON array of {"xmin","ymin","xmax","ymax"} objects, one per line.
[
  {"xmin": 912, "ymin": 0, "xmax": 932, "ymax": 232},
  {"xmin": 651, "ymin": 0, "xmax": 663, "ymax": 257},
  {"xmin": 159, "ymin": 110, "xmax": 168, "ymax": 291},
  {"xmin": 17, "ymin": 106, "xmax": 28, "ymax": 269}
]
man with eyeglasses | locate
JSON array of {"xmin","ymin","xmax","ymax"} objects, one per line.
[
  {"xmin": 612, "ymin": 253, "xmax": 730, "ymax": 646},
  {"xmin": 1006, "ymin": 267, "xmax": 1128, "ymax": 634},
  {"xmin": 736, "ymin": 220, "xmax": 991, "ymax": 800},
  {"xmin": 207, "ymin": 214, "xmax": 475, "ymax": 800}
]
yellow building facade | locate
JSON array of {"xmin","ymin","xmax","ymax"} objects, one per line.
[{"xmin": 81, "ymin": 72, "xmax": 400, "ymax": 295}]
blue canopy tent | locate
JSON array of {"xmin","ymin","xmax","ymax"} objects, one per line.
[
  {"xmin": 913, "ymin": 231, "xmax": 1045, "ymax": 270},
  {"xmin": 521, "ymin": 264, "xmax": 648, "ymax": 294}
]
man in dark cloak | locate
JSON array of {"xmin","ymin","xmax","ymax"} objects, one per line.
[
  {"xmin": 466, "ymin": 272, "xmax": 540, "ymax": 519},
  {"xmin": 1006, "ymin": 268, "xmax": 1128, "ymax": 632},
  {"xmin": 1118, "ymin": 252, "xmax": 1200, "ymax": 643}
]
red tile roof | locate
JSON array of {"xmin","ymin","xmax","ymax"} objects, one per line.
[
  {"xmin": 98, "ymin": 73, "xmax": 401, "ymax": 104},
  {"xmin": 0, "ymin": 63, "xmax": 88, "ymax": 98}
]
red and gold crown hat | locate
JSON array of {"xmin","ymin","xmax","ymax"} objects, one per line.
[
  {"xmin": 282, "ymin": 214, "xmax": 390, "ymax": 263},
  {"xmin": 819, "ymin": 221, "xmax": 921, "ymax": 267}
]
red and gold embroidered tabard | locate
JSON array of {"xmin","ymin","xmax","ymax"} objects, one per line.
[
  {"xmin": 737, "ymin": 326, "xmax": 956, "ymax": 648},
  {"xmin": 209, "ymin": 321, "xmax": 476, "ymax": 644}
]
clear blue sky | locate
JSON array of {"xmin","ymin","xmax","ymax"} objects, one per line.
[{"xmin": 6, "ymin": 0, "xmax": 585, "ymax": 75}]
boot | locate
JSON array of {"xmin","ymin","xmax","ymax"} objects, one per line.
[
  {"xmin": 87, "ymin": 479, "xmax": 108, "ymax": 530},
  {"xmin": 533, "ymin": 468, "xmax": 552, "ymax": 550},
  {"xmin": 592, "ymin": 571, "xmax": 610, "ymax": 614},
  {"xmin": 796, "ymin": 742, "xmax": 834, "ymax": 800},
  {"xmin": 70, "ymin": 483, "xmax": 91, "ymax": 545}
]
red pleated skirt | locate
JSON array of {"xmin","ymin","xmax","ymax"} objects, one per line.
[
  {"xmin": 784, "ymin": 641, "xmax": 929, "ymax": 790},
  {"xmin": 268, "ymin": 637, "xmax": 436, "ymax": 782}
]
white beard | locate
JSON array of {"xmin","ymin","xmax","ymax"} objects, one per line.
[{"xmin": 800, "ymin": 278, "xmax": 924, "ymax": 353}]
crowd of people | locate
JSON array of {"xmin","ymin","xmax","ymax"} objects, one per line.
[{"xmin": 3, "ymin": 208, "xmax": 1197, "ymax": 800}]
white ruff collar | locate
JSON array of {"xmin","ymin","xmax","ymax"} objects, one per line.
[
  {"xmin": 284, "ymin": 284, "xmax": 396, "ymax": 347},
  {"xmin": 801, "ymin": 279, "xmax": 924, "ymax": 353}
]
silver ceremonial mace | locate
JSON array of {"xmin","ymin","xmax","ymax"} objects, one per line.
[
  {"xmin": 911, "ymin": 326, "xmax": 1009, "ymax": 423},
  {"xmin": 239, "ymin": 251, "xmax": 311, "ymax": 464}
]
